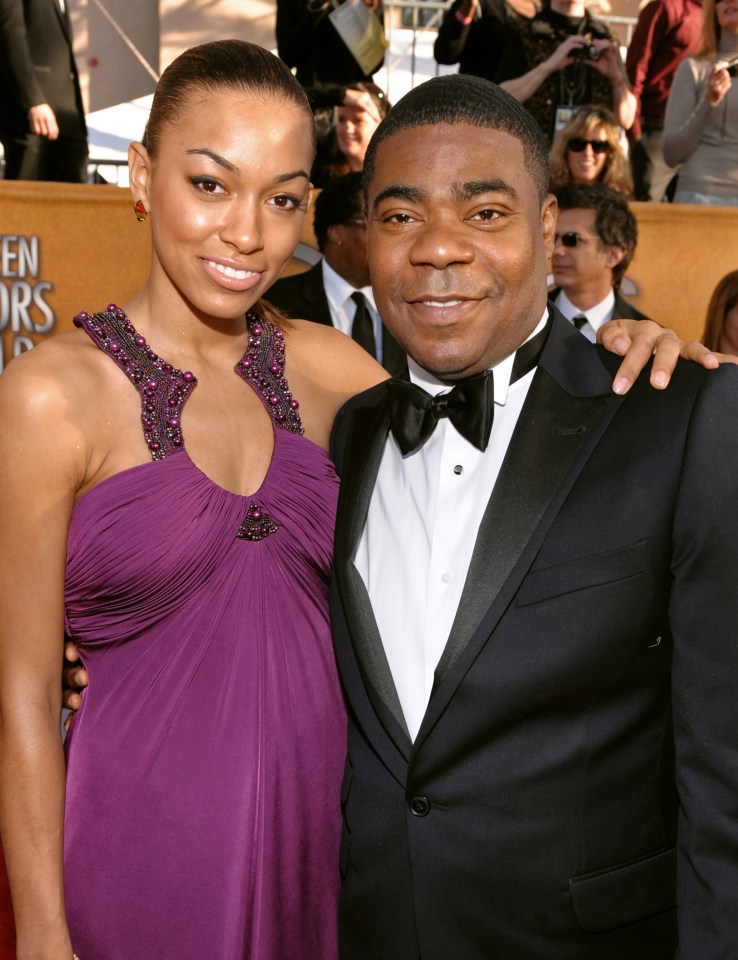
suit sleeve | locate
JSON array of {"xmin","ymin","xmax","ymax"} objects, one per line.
[
  {"xmin": 0, "ymin": 0, "xmax": 46, "ymax": 112},
  {"xmin": 433, "ymin": 0, "xmax": 472, "ymax": 65},
  {"xmin": 669, "ymin": 364, "xmax": 738, "ymax": 957}
]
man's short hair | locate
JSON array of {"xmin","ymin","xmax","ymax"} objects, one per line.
[
  {"xmin": 362, "ymin": 74, "xmax": 551, "ymax": 205},
  {"xmin": 553, "ymin": 182, "xmax": 638, "ymax": 287},
  {"xmin": 313, "ymin": 171, "xmax": 364, "ymax": 253}
]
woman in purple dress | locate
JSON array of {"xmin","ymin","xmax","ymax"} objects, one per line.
[{"xmin": 0, "ymin": 41, "xmax": 383, "ymax": 960}]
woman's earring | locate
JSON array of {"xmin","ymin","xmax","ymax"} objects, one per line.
[{"xmin": 133, "ymin": 200, "xmax": 147, "ymax": 222}]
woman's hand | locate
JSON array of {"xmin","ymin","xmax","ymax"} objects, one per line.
[
  {"xmin": 707, "ymin": 61, "xmax": 732, "ymax": 107},
  {"xmin": 598, "ymin": 319, "xmax": 737, "ymax": 395}
]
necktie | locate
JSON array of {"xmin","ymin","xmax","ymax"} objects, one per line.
[
  {"xmin": 351, "ymin": 292, "xmax": 376, "ymax": 359},
  {"xmin": 387, "ymin": 320, "xmax": 549, "ymax": 456},
  {"xmin": 572, "ymin": 314, "xmax": 588, "ymax": 331}
]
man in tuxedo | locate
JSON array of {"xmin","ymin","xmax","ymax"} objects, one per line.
[
  {"xmin": 550, "ymin": 182, "xmax": 652, "ymax": 339},
  {"xmin": 267, "ymin": 172, "xmax": 406, "ymax": 376},
  {"xmin": 330, "ymin": 74, "xmax": 738, "ymax": 959},
  {"xmin": 0, "ymin": 0, "xmax": 87, "ymax": 182}
]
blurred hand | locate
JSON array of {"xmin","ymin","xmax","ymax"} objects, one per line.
[
  {"xmin": 543, "ymin": 34, "xmax": 589, "ymax": 73},
  {"xmin": 27, "ymin": 103, "xmax": 59, "ymax": 140},
  {"xmin": 707, "ymin": 61, "xmax": 732, "ymax": 107},
  {"xmin": 587, "ymin": 39, "xmax": 627, "ymax": 85}
]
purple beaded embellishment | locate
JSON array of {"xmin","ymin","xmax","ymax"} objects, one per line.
[
  {"xmin": 73, "ymin": 305, "xmax": 196, "ymax": 461},
  {"xmin": 234, "ymin": 315, "xmax": 303, "ymax": 436},
  {"xmin": 236, "ymin": 502, "xmax": 279, "ymax": 541}
]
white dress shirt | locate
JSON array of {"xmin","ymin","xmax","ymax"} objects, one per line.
[
  {"xmin": 321, "ymin": 260, "xmax": 383, "ymax": 364},
  {"xmin": 554, "ymin": 288, "xmax": 615, "ymax": 343},
  {"xmin": 354, "ymin": 311, "xmax": 548, "ymax": 740}
]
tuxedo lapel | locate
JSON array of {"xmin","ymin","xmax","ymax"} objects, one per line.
[
  {"xmin": 334, "ymin": 388, "xmax": 412, "ymax": 750},
  {"xmin": 299, "ymin": 262, "xmax": 333, "ymax": 326},
  {"xmin": 418, "ymin": 313, "xmax": 623, "ymax": 746}
]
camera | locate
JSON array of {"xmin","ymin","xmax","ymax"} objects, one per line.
[
  {"xmin": 569, "ymin": 35, "xmax": 601, "ymax": 62},
  {"xmin": 725, "ymin": 55, "xmax": 738, "ymax": 79}
]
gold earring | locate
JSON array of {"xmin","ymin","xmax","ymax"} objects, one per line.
[{"xmin": 134, "ymin": 200, "xmax": 147, "ymax": 222}]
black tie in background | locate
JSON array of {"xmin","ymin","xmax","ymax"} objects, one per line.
[
  {"xmin": 386, "ymin": 320, "xmax": 549, "ymax": 457},
  {"xmin": 572, "ymin": 314, "xmax": 588, "ymax": 331},
  {"xmin": 351, "ymin": 292, "xmax": 376, "ymax": 358}
]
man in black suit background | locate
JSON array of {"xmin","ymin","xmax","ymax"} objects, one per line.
[
  {"xmin": 0, "ymin": 0, "xmax": 87, "ymax": 181},
  {"xmin": 267, "ymin": 172, "xmax": 406, "ymax": 376},
  {"xmin": 550, "ymin": 182, "xmax": 652, "ymax": 339},
  {"xmin": 330, "ymin": 74, "xmax": 738, "ymax": 959}
]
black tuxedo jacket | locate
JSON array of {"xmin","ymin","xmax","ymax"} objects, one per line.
[
  {"xmin": 550, "ymin": 287, "xmax": 652, "ymax": 323},
  {"xmin": 266, "ymin": 262, "xmax": 407, "ymax": 377},
  {"xmin": 0, "ymin": 0, "xmax": 85, "ymax": 138},
  {"xmin": 329, "ymin": 307, "xmax": 738, "ymax": 959}
]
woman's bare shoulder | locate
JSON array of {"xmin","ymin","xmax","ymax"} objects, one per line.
[
  {"xmin": 0, "ymin": 329, "xmax": 111, "ymax": 424},
  {"xmin": 284, "ymin": 318, "xmax": 389, "ymax": 397}
]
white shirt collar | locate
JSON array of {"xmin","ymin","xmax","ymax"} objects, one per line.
[
  {"xmin": 321, "ymin": 258, "xmax": 377, "ymax": 315},
  {"xmin": 407, "ymin": 308, "xmax": 549, "ymax": 407},
  {"xmin": 555, "ymin": 288, "xmax": 615, "ymax": 333}
]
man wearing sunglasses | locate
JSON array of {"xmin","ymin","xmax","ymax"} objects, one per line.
[{"xmin": 550, "ymin": 182, "xmax": 651, "ymax": 341}]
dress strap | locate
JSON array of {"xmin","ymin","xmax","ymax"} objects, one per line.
[
  {"xmin": 234, "ymin": 315, "xmax": 304, "ymax": 436},
  {"xmin": 73, "ymin": 304, "xmax": 197, "ymax": 461}
]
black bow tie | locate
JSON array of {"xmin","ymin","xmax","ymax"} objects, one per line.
[
  {"xmin": 387, "ymin": 372, "xmax": 494, "ymax": 456},
  {"xmin": 386, "ymin": 321, "xmax": 549, "ymax": 456}
]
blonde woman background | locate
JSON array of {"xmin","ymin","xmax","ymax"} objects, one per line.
[{"xmin": 549, "ymin": 106, "xmax": 633, "ymax": 195}]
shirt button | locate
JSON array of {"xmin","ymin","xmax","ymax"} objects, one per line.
[
  {"xmin": 409, "ymin": 796, "xmax": 430, "ymax": 817},
  {"xmin": 453, "ymin": 464, "xmax": 463, "ymax": 475},
  {"xmin": 441, "ymin": 570, "xmax": 451, "ymax": 584}
]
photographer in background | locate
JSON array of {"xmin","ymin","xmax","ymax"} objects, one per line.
[
  {"xmin": 496, "ymin": 0, "xmax": 636, "ymax": 142},
  {"xmin": 663, "ymin": 0, "xmax": 738, "ymax": 205}
]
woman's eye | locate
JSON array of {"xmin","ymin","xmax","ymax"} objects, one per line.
[
  {"xmin": 269, "ymin": 194, "xmax": 302, "ymax": 210},
  {"xmin": 190, "ymin": 177, "xmax": 223, "ymax": 195}
]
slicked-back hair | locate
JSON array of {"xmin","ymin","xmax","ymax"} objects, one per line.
[
  {"xmin": 553, "ymin": 182, "xmax": 638, "ymax": 288},
  {"xmin": 362, "ymin": 74, "xmax": 551, "ymax": 205},
  {"xmin": 313, "ymin": 172, "xmax": 363, "ymax": 252},
  {"xmin": 141, "ymin": 39, "xmax": 315, "ymax": 158}
]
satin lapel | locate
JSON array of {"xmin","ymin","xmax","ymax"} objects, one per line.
[
  {"xmin": 301, "ymin": 263, "xmax": 334, "ymax": 327},
  {"xmin": 51, "ymin": 0, "xmax": 71, "ymax": 40},
  {"xmin": 418, "ymin": 315, "xmax": 622, "ymax": 747},
  {"xmin": 333, "ymin": 390, "xmax": 412, "ymax": 751},
  {"xmin": 381, "ymin": 327, "xmax": 408, "ymax": 379}
]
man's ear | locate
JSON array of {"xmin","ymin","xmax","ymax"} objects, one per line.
[
  {"xmin": 604, "ymin": 245, "xmax": 626, "ymax": 270},
  {"xmin": 326, "ymin": 223, "xmax": 343, "ymax": 247},
  {"xmin": 542, "ymin": 194, "xmax": 558, "ymax": 257},
  {"xmin": 128, "ymin": 141, "xmax": 152, "ymax": 212}
]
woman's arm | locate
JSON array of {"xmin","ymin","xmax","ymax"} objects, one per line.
[
  {"xmin": 663, "ymin": 57, "xmax": 714, "ymax": 167},
  {"xmin": 0, "ymin": 351, "xmax": 87, "ymax": 960}
]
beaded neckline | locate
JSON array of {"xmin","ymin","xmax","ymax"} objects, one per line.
[
  {"xmin": 74, "ymin": 304, "xmax": 304, "ymax": 463},
  {"xmin": 73, "ymin": 304, "xmax": 303, "ymax": 541}
]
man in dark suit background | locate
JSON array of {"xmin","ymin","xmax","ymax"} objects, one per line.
[
  {"xmin": 266, "ymin": 172, "xmax": 406, "ymax": 376},
  {"xmin": 330, "ymin": 74, "xmax": 738, "ymax": 959},
  {"xmin": 0, "ymin": 0, "xmax": 87, "ymax": 181},
  {"xmin": 550, "ymin": 182, "xmax": 651, "ymax": 339}
]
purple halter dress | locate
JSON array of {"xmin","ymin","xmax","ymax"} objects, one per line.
[{"xmin": 62, "ymin": 306, "xmax": 344, "ymax": 959}]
